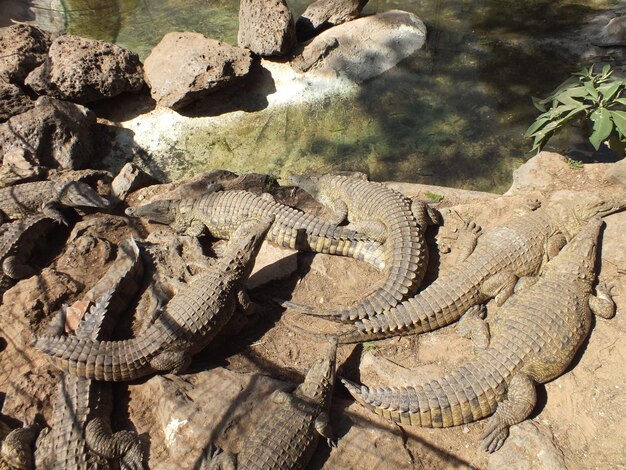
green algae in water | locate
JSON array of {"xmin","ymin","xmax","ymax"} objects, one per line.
[{"xmin": 56, "ymin": 0, "xmax": 625, "ymax": 192}]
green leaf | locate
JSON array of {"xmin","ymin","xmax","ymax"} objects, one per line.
[
  {"xmin": 583, "ymin": 80, "xmax": 599, "ymax": 101},
  {"xmin": 554, "ymin": 86, "xmax": 589, "ymax": 105},
  {"xmin": 610, "ymin": 110, "xmax": 626, "ymax": 137},
  {"xmin": 598, "ymin": 82, "xmax": 622, "ymax": 101},
  {"xmin": 602, "ymin": 64, "xmax": 611, "ymax": 76},
  {"xmin": 524, "ymin": 116, "xmax": 551, "ymax": 138},
  {"xmin": 532, "ymin": 96, "xmax": 547, "ymax": 112},
  {"xmin": 589, "ymin": 108, "xmax": 613, "ymax": 150},
  {"xmin": 615, "ymin": 98, "xmax": 626, "ymax": 107}
]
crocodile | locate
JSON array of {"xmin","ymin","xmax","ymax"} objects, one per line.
[
  {"xmin": 125, "ymin": 186, "xmax": 386, "ymax": 270},
  {"xmin": 202, "ymin": 337, "xmax": 338, "ymax": 470},
  {"xmin": 277, "ymin": 173, "xmax": 438, "ymax": 321},
  {"xmin": 0, "ymin": 213, "xmax": 59, "ymax": 298},
  {"xmin": 342, "ymin": 218, "xmax": 616, "ymax": 452},
  {"xmin": 33, "ymin": 215, "xmax": 274, "ymax": 381},
  {"xmin": 0, "ymin": 417, "xmax": 37, "ymax": 470},
  {"xmin": 35, "ymin": 238, "xmax": 145, "ymax": 469},
  {"xmin": 338, "ymin": 191, "xmax": 625, "ymax": 342},
  {"xmin": 0, "ymin": 180, "xmax": 110, "ymax": 224}
]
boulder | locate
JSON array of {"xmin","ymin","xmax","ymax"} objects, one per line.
[
  {"xmin": 0, "ymin": 148, "xmax": 46, "ymax": 187},
  {"xmin": 296, "ymin": 0, "xmax": 369, "ymax": 41},
  {"xmin": 25, "ymin": 35, "xmax": 144, "ymax": 103},
  {"xmin": 595, "ymin": 14, "xmax": 626, "ymax": 46},
  {"xmin": 0, "ymin": 81, "xmax": 33, "ymax": 122},
  {"xmin": 0, "ymin": 24, "xmax": 51, "ymax": 83},
  {"xmin": 111, "ymin": 162, "xmax": 158, "ymax": 200},
  {"xmin": 0, "ymin": 96, "xmax": 96, "ymax": 169},
  {"xmin": 291, "ymin": 10, "xmax": 427, "ymax": 83},
  {"xmin": 144, "ymin": 32, "xmax": 253, "ymax": 110},
  {"xmin": 238, "ymin": 0, "xmax": 296, "ymax": 57}
]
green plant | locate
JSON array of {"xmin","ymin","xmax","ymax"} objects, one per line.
[
  {"xmin": 566, "ymin": 157, "xmax": 584, "ymax": 170},
  {"xmin": 425, "ymin": 191, "xmax": 444, "ymax": 203},
  {"xmin": 363, "ymin": 343, "xmax": 378, "ymax": 351},
  {"xmin": 525, "ymin": 65, "xmax": 626, "ymax": 156}
]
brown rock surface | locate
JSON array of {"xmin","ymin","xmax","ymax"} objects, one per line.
[
  {"xmin": 238, "ymin": 0, "xmax": 296, "ymax": 57},
  {"xmin": 296, "ymin": 0, "xmax": 368, "ymax": 41},
  {"xmin": 0, "ymin": 96, "xmax": 96, "ymax": 169},
  {"xmin": 0, "ymin": 81, "xmax": 33, "ymax": 122},
  {"xmin": 143, "ymin": 32, "xmax": 253, "ymax": 110},
  {"xmin": 25, "ymin": 35, "xmax": 144, "ymax": 103},
  {"xmin": 0, "ymin": 24, "xmax": 51, "ymax": 83}
]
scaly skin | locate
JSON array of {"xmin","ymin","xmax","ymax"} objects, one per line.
[
  {"xmin": 0, "ymin": 180, "xmax": 109, "ymax": 223},
  {"xmin": 34, "ymin": 216, "xmax": 275, "ymax": 382},
  {"xmin": 280, "ymin": 174, "xmax": 437, "ymax": 321},
  {"xmin": 0, "ymin": 419, "xmax": 36, "ymax": 470},
  {"xmin": 0, "ymin": 213, "xmax": 58, "ymax": 297},
  {"xmin": 203, "ymin": 338, "xmax": 338, "ymax": 470},
  {"xmin": 340, "ymin": 191, "xmax": 625, "ymax": 342},
  {"xmin": 35, "ymin": 238, "xmax": 145, "ymax": 469},
  {"xmin": 125, "ymin": 188, "xmax": 386, "ymax": 270},
  {"xmin": 342, "ymin": 218, "xmax": 616, "ymax": 452}
]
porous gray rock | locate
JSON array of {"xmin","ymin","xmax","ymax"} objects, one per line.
[
  {"xmin": 0, "ymin": 148, "xmax": 46, "ymax": 187},
  {"xmin": 291, "ymin": 10, "xmax": 427, "ymax": 83},
  {"xmin": 0, "ymin": 81, "xmax": 33, "ymax": 122},
  {"xmin": 143, "ymin": 32, "xmax": 253, "ymax": 110},
  {"xmin": 0, "ymin": 96, "xmax": 96, "ymax": 169},
  {"xmin": 238, "ymin": 0, "xmax": 296, "ymax": 57},
  {"xmin": 0, "ymin": 24, "xmax": 52, "ymax": 83},
  {"xmin": 296, "ymin": 0, "xmax": 369, "ymax": 41},
  {"xmin": 24, "ymin": 35, "xmax": 144, "ymax": 103}
]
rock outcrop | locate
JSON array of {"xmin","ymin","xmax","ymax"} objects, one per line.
[
  {"xmin": 0, "ymin": 96, "xmax": 96, "ymax": 169},
  {"xmin": 296, "ymin": 0, "xmax": 369, "ymax": 41},
  {"xmin": 291, "ymin": 10, "xmax": 427, "ymax": 83},
  {"xmin": 25, "ymin": 35, "xmax": 144, "ymax": 103},
  {"xmin": 0, "ymin": 81, "xmax": 32, "ymax": 122},
  {"xmin": 0, "ymin": 24, "xmax": 52, "ymax": 83},
  {"xmin": 595, "ymin": 14, "xmax": 626, "ymax": 46},
  {"xmin": 143, "ymin": 32, "xmax": 253, "ymax": 110},
  {"xmin": 238, "ymin": 0, "xmax": 296, "ymax": 57}
]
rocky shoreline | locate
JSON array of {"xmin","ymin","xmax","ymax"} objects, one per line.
[{"xmin": 0, "ymin": 2, "xmax": 625, "ymax": 469}]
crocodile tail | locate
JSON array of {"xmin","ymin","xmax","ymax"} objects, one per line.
[
  {"xmin": 33, "ymin": 334, "xmax": 154, "ymax": 381},
  {"xmin": 341, "ymin": 358, "xmax": 507, "ymax": 428}
]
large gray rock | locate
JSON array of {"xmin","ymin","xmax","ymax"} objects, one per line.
[
  {"xmin": 296, "ymin": 0, "xmax": 369, "ymax": 41},
  {"xmin": 24, "ymin": 35, "xmax": 144, "ymax": 103},
  {"xmin": 0, "ymin": 96, "xmax": 96, "ymax": 169},
  {"xmin": 143, "ymin": 32, "xmax": 253, "ymax": 110},
  {"xmin": 0, "ymin": 24, "xmax": 51, "ymax": 83},
  {"xmin": 238, "ymin": 0, "xmax": 296, "ymax": 57},
  {"xmin": 595, "ymin": 14, "xmax": 626, "ymax": 46},
  {"xmin": 291, "ymin": 10, "xmax": 427, "ymax": 83},
  {"xmin": 0, "ymin": 81, "xmax": 33, "ymax": 122}
]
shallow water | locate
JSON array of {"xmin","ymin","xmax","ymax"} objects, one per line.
[{"xmin": 19, "ymin": 0, "xmax": 625, "ymax": 191}]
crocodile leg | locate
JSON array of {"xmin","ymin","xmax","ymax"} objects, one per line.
[
  {"xmin": 42, "ymin": 204, "xmax": 68, "ymax": 226},
  {"xmin": 346, "ymin": 220, "xmax": 388, "ymax": 243},
  {"xmin": 455, "ymin": 222, "xmax": 482, "ymax": 263},
  {"xmin": 456, "ymin": 305, "xmax": 490, "ymax": 351},
  {"xmin": 315, "ymin": 411, "xmax": 336, "ymax": 447},
  {"xmin": 481, "ymin": 271, "xmax": 518, "ymax": 306},
  {"xmin": 481, "ymin": 373, "xmax": 536, "ymax": 453},
  {"xmin": 85, "ymin": 417, "xmax": 144, "ymax": 470},
  {"xmin": 185, "ymin": 220, "xmax": 207, "ymax": 237},
  {"xmin": 589, "ymin": 283, "xmax": 616, "ymax": 319},
  {"xmin": 199, "ymin": 445, "xmax": 236, "ymax": 470},
  {"xmin": 2, "ymin": 255, "xmax": 35, "ymax": 279},
  {"xmin": 323, "ymin": 198, "xmax": 349, "ymax": 225},
  {"xmin": 546, "ymin": 233, "xmax": 567, "ymax": 260},
  {"xmin": 1, "ymin": 426, "xmax": 37, "ymax": 470},
  {"xmin": 237, "ymin": 289, "xmax": 258, "ymax": 316},
  {"xmin": 149, "ymin": 350, "xmax": 192, "ymax": 374},
  {"xmin": 513, "ymin": 275, "xmax": 539, "ymax": 293}
]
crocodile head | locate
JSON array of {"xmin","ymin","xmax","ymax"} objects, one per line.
[
  {"xmin": 126, "ymin": 199, "xmax": 177, "ymax": 224},
  {"xmin": 290, "ymin": 173, "xmax": 324, "ymax": 200},
  {"xmin": 56, "ymin": 181, "xmax": 110, "ymax": 209},
  {"xmin": 543, "ymin": 217, "xmax": 603, "ymax": 284},
  {"xmin": 550, "ymin": 190, "xmax": 626, "ymax": 239},
  {"xmin": 219, "ymin": 214, "xmax": 275, "ymax": 278},
  {"xmin": 295, "ymin": 337, "xmax": 337, "ymax": 406}
]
